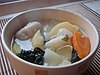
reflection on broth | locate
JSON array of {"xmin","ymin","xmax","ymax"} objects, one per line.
[
  {"xmin": 15, "ymin": 39, "xmax": 33, "ymax": 50},
  {"xmin": 11, "ymin": 21, "xmax": 90, "ymax": 66}
]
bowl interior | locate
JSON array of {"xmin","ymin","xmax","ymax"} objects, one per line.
[{"xmin": 2, "ymin": 9, "xmax": 99, "ymax": 67}]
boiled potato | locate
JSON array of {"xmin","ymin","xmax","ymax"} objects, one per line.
[
  {"xmin": 50, "ymin": 22, "xmax": 79, "ymax": 38},
  {"xmin": 44, "ymin": 48, "xmax": 62, "ymax": 66},
  {"xmin": 31, "ymin": 30, "xmax": 44, "ymax": 50}
]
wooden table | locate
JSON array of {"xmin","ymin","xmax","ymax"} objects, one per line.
[{"xmin": 0, "ymin": 0, "xmax": 100, "ymax": 75}]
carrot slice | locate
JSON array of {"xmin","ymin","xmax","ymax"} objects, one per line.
[
  {"xmin": 70, "ymin": 36, "xmax": 73, "ymax": 46},
  {"xmin": 72, "ymin": 32, "xmax": 90, "ymax": 59}
]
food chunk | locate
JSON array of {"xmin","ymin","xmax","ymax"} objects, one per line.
[
  {"xmin": 56, "ymin": 45, "xmax": 73, "ymax": 61},
  {"xmin": 45, "ymin": 36, "xmax": 68, "ymax": 51},
  {"xmin": 15, "ymin": 21, "xmax": 41, "ymax": 40},
  {"xmin": 31, "ymin": 30, "xmax": 44, "ymax": 50},
  {"xmin": 50, "ymin": 22, "xmax": 79, "ymax": 38},
  {"xmin": 72, "ymin": 32, "xmax": 90, "ymax": 59},
  {"xmin": 56, "ymin": 28, "xmax": 73, "ymax": 38},
  {"xmin": 44, "ymin": 48, "xmax": 62, "ymax": 66}
]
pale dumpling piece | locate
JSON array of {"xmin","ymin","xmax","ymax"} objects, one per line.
[
  {"xmin": 15, "ymin": 21, "xmax": 41, "ymax": 40},
  {"xmin": 56, "ymin": 28, "xmax": 73, "ymax": 38},
  {"xmin": 45, "ymin": 36, "xmax": 68, "ymax": 52},
  {"xmin": 49, "ymin": 22, "xmax": 79, "ymax": 38},
  {"xmin": 31, "ymin": 30, "xmax": 44, "ymax": 50},
  {"xmin": 56, "ymin": 45, "xmax": 73, "ymax": 61},
  {"xmin": 44, "ymin": 48, "xmax": 62, "ymax": 66}
]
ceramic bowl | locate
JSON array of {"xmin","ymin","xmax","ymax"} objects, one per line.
[{"xmin": 1, "ymin": 8, "xmax": 99, "ymax": 75}]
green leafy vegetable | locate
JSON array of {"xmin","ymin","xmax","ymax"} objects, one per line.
[
  {"xmin": 16, "ymin": 47, "xmax": 45, "ymax": 65},
  {"xmin": 71, "ymin": 50, "xmax": 80, "ymax": 63}
]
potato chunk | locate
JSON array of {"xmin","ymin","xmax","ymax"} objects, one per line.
[
  {"xmin": 31, "ymin": 30, "xmax": 44, "ymax": 50},
  {"xmin": 44, "ymin": 48, "xmax": 62, "ymax": 66}
]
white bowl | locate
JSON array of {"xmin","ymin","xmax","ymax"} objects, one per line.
[{"xmin": 1, "ymin": 8, "xmax": 99, "ymax": 75}]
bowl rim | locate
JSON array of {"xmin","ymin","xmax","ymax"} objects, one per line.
[{"xmin": 1, "ymin": 8, "xmax": 99, "ymax": 69}]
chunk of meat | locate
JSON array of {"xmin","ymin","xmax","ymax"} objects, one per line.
[{"xmin": 15, "ymin": 21, "xmax": 41, "ymax": 40}]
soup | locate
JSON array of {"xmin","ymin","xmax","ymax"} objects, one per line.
[{"xmin": 11, "ymin": 21, "xmax": 90, "ymax": 66}]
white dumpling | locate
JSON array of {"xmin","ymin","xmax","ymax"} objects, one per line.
[
  {"xmin": 44, "ymin": 48, "xmax": 62, "ymax": 66},
  {"xmin": 31, "ymin": 30, "xmax": 44, "ymax": 50},
  {"xmin": 15, "ymin": 21, "xmax": 41, "ymax": 40},
  {"xmin": 56, "ymin": 28, "xmax": 73, "ymax": 38},
  {"xmin": 45, "ymin": 36, "xmax": 68, "ymax": 52},
  {"xmin": 56, "ymin": 45, "xmax": 73, "ymax": 61}
]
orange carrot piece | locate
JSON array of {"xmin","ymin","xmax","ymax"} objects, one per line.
[
  {"xmin": 72, "ymin": 32, "xmax": 90, "ymax": 59},
  {"xmin": 70, "ymin": 36, "xmax": 73, "ymax": 46}
]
